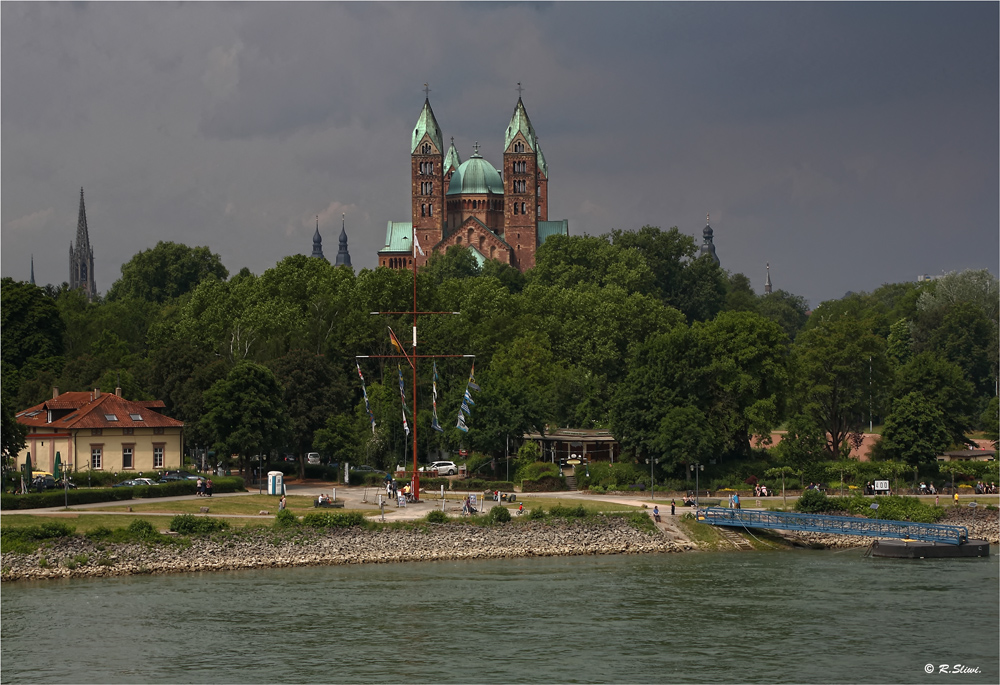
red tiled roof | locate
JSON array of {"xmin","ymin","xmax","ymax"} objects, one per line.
[{"xmin": 17, "ymin": 393, "xmax": 183, "ymax": 430}]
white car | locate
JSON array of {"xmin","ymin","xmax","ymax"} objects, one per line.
[
  {"xmin": 307, "ymin": 452, "xmax": 321, "ymax": 465},
  {"xmin": 421, "ymin": 460, "xmax": 458, "ymax": 476}
]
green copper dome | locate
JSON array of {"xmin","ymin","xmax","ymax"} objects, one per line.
[{"xmin": 446, "ymin": 148, "xmax": 503, "ymax": 196}]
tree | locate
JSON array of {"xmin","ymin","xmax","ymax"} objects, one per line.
[
  {"xmin": 925, "ymin": 302, "xmax": 997, "ymax": 398},
  {"xmin": 724, "ymin": 273, "xmax": 758, "ymax": 313},
  {"xmin": 1, "ymin": 278, "xmax": 65, "ymax": 371},
  {"xmin": 201, "ymin": 362, "xmax": 288, "ymax": 474},
  {"xmin": 268, "ymin": 349, "xmax": 345, "ymax": 478},
  {"xmin": 893, "ymin": 352, "xmax": 976, "ymax": 446},
  {"xmin": 757, "ymin": 290, "xmax": 809, "ymax": 340},
  {"xmin": 790, "ymin": 315, "xmax": 888, "ymax": 458},
  {"xmin": 698, "ymin": 311, "xmax": 790, "ymax": 456},
  {"xmin": 652, "ymin": 404, "xmax": 717, "ymax": 471},
  {"xmin": 886, "ymin": 318, "xmax": 913, "ymax": 367},
  {"xmin": 879, "ymin": 392, "xmax": 952, "ymax": 465},
  {"xmin": 1, "ymin": 371, "xmax": 27, "ymax": 473},
  {"xmin": 531, "ymin": 234, "xmax": 654, "ymax": 294},
  {"xmin": 107, "ymin": 241, "xmax": 228, "ymax": 303},
  {"xmin": 979, "ymin": 397, "xmax": 998, "ymax": 449}
]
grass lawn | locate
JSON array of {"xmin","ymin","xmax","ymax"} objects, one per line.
[
  {"xmin": 438, "ymin": 493, "xmax": 638, "ymax": 514},
  {"xmin": 81, "ymin": 495, "xmax": 373, "ymax": 517},
  {"xmin": 0, "ymin": 513, "xmax": 270, "ymax": 533}
]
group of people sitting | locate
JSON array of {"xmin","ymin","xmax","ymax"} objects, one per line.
[
  {"xmin": 974, "ymin": 481, "xmax": 997, "ymax": 494},
  {"xmin": 918, "ymin": 482, "xmax": 939, "ymax": 495},
  {"xmin": 752, "ymin": 484, "xmax": 770, "ymax": 497},
  {"xmin": 384, "ymin": 479, "xmax": 413, "ymax": 504},
  {"xmin": 315, "ymin": 493, "xmax": 335, "ymax": 506}
]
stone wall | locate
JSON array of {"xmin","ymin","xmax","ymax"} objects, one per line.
[{"xmin": 1, "ymin": 518, "xmax": 688, "ymax": 582}]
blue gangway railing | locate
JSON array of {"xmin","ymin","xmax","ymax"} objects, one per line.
[{"xmin": 697, "ymin": 507, "xmax": 969, "ymax": 546}]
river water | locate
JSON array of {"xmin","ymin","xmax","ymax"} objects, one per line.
[{"xmin": 2, "ymin": 550, "xmax": 997, "ymax": 684}]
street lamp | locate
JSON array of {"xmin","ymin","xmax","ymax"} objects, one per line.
[{"xmin": 690, "ymin": 462, "xmax": 704, "ymax": 508}]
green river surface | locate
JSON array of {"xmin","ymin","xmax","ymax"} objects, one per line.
[{"xmin": 2, "ymin": 549, "xmax": 997, "ymax": 684}]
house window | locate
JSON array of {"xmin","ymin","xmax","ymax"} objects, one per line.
[
  {"xmin": 153, "ymin": 427, "xmax": 165, "ymax": 435},
  {"xmin": 153, "ymin": 445, "xmax": 164, "ymax": 469},
  {"xmin": 122, "ymin": 446, "xmax": 134, "ymax": 470},
  {"xmin": 91, "ymin": 428, "xmax": 103, "ymax": 436},
  {"xmin": 91, "ymin": 446, "xmax": 102, "ymax": 470},
  {"xmin": 123, "ymin": 428, "xmax": 134, "ymax": 436}
]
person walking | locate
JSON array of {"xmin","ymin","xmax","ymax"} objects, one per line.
[
  {"xmin": 196, "ymin": 478, "xmax": 204, "ymax": 497},
  {"xmin": 205, "ymin": 478, "xmax": 213, "ymax": 497},
  {"xmin": 734, "ymin": 492, "xmax": 741, "ymax": 510},
  {"xmin": 670, "ymin": 499, "xmax": 676, "ymax": 516}
]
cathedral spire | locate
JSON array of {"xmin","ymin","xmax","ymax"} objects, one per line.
[
  {"xmin": 76, "ymin": 188, "xmax": 90, "ymax": 251},
  {"xmin": 30, "ymin": 254, "xmax": 35, "ymax": 285},
  {"xmin": 765, "ymin": 263, "xmax": 772, "ymax": 294},
  {"xmin": 311, "ymin": 216, "xmax": 326, "ymax": 260},
  {"xmin": 505, "ymin": 92, "xmax": 538, "ymax": 151},
  {"xmin": 411, "ymin": 90, "xmax": 443, "ymax": 153},
  {"xmin": 335, "ymin": 213, "xmax": 352, "ymax": 268},
  {"xmin": 69, "ymin": 187, "xmax": 96, "ymax": 299}
]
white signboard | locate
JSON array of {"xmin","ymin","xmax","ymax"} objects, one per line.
[
  {"xmin": 470, "ymin": 494, "xmax": 477, "ymax": 506},
  {"xmin": 874, "ymin": 480, "xmax": 889, "ymax": 491}
]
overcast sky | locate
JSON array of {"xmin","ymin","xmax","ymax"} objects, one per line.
[{"xmin": 3, "ymin": 2, "xmax": 997, "ymax": 307}]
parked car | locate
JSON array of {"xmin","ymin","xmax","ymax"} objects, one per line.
[
  {"xmin": 306, "ymin": 452, "xmax": 321, "ymax": 465},
  {"xmin": 420, "ymin": 461, "xmax": 458, "ymax": 476},
  {"xmin": 350, "ymin": 465, "xmax": 378, "ymax": 473},
  {"xmin": 31, "ymin": 475, "xmax": 57, "ymax": 490},
  {"xmin": 132, "ymin": 478, "xmax": 158, "ymax": 486},
  {"xmin": 112, "ymin": 479, "xmax": 139, "ymax": 488},
  {"xmin": 160, "ymin": 470, "xmax": 198, "ymax": 480}
]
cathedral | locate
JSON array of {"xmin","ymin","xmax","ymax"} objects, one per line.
[
  {"xmin": 69, "ymin": 188, "xmax": 97, "ymax": 300},
  {"xmin": 379, "ymin": 92, "xmax": 569, "ymax": 272}
]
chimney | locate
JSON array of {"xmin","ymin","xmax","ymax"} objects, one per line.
[
  {"xmin": 94, "ymin": 387, "xmax": 101, "ymax": 399},
  {"xmin": 115, "ymin": 386, "xmax": 122, "ymax": 397},
  {"xmin": 52, "ymin": 386, "xmax": 60, "ymax": 399}
]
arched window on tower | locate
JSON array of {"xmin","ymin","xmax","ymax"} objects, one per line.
[
  {"xmin": 421, "ymin": 204, "xmax": 426, "ymax": 217},
  {"xmin": 422, "ymin": 143, "xmax": 431, "ymax": 154},
  {"xmin": 513, "ymin": 203, "xmax": 518, "ymax": 215},
  {"xmin": 479, "ymin": 235, "xmax": 485, "ymax": 250},
  {"xmin": 429, "ymin": 204, "xmax": 433, "ymax": 216},
  {"xmin": 521, "ymin": 202, "xmax": 525, "ymax": 214}
]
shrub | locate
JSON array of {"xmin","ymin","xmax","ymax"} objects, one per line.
[
  {"xmin": 490, "ymin": 505, "xmax": 512, "ymax": 523},
  {"xmin": 521, "ymin": 461, "xmax": 559, "ymax": 481},
  {"xmin": 527, "ymin": 506, "xmax": 546, "ymax": 520},
  {"xmin": 169, "ymin": 514, "xmax": 230, "ymax": 535},
  {"xmin": 126, "ymin": 519, "xmax": 160, "ymax": 540},
  {"xmin": 300, "ymin": 511, "xmax": 366, "ymax": 528},
  {"xmin": 425, "ymin": 510, "xmax": 449, "ymax": 524},
  {"xmin": 274, "ymin": 509, "xmax": 298, "ymax": 528},
  {"xmin": 795, "ymin": 489, "xmax": 832, "ymax": 513},
  {"xmin": 462, "ymin": 479, "xmax": 514, "ymax": 492},
  {"xmin": 0, "ymin": 521, "xmax": 76, "ymax": 553},
  {"xmin": 549, "ymin": 503, "xmax": 587, "ymax": 518}
]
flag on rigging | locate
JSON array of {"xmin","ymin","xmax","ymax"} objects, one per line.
[
  {"xmin": 431, "ymin": 362, "xmax": 444, "ymax": 432},
  {"xmin": 388, "ymin": 326, "xmax": 414, "ymax": 369},
  {"xmin": 356, "ymin": 362, "xmax": 376, "ymax": 433}
]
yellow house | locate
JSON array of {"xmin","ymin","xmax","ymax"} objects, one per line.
[{"xmin": 15, "ymin": 387, "xmax": 184, "ymax": 474}]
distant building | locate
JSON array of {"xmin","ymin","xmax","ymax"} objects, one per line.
[
  {"xmin": 699, "ymin": 214, "xmax": 720, "ymax": 266},
  {"xmin": 379, "ymin": 89, "xmax": 569, "ymax": 272},
  {"xmin": 311, "ymin": 217, "xmax": 326, "ymax": 261},
  {"xmin": 69, "ymin": 188, "xmax": 97, "ymax": 300},
  {"xmin": 15, "ymin": 387, "xmax": 184, "ymax": 475},
  {"xmin": 334, "ymin": 214, "xmax": 352, "ymax": 268}
]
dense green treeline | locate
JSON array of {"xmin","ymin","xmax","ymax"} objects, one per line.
[{"xmin": 2, "ymin": 233, "xmax": 997, "ymax": 481}]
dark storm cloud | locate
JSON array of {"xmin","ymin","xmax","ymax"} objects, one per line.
[{"xmin": 2, "ymin": 2, "xmax": 997, "ymax": 307}]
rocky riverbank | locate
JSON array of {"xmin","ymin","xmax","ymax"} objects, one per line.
[
  {"xmin": 1, "ymin": 517, "xmax": 689, "ymax": 582},
  {"xmin": 776, "ymin": 507, "xmax": 999, "ymax": 549}
]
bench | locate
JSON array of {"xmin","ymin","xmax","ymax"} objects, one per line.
[{"xmin": 314, "ymin": 500, "xmax": 344, "ymax": 508}]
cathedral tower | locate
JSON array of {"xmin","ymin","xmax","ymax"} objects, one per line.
[
  {"xmin": 69, "ymin": 188, "xmax": 97, "ymax": 300},
  {"xmin": 503, "ymin": 96, "xmax": 541, "ymax": 270},
  {"xmin": 335, "ymin": 214, "xmax": 352, "ymax": 268},
  {"xmin": 411, "ymin": 93, "xmax": 445, "ymax": 265}
]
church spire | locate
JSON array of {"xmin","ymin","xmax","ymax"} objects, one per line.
[
  {"xmin": 411, "ymin": 88, "xmax": 443, "ymax": 153},
  {"xmin": 335, "ymin": 213, "xmax": 352, "ymax": 268},
  {"xmin": 699, "ymin": 213, "xmax": 720, "ymax": 266},
  {"xmin": 765, "ymin": 263, "xmax": 772, "ymax": 294},
  {"xmin": 505, "ymin": 89, "xmax": 538, "ymax": 151},
  {"xmin": 69, "ymin": 187, "xmax": 96, "ymax": 300},
  {"xmin": 30, "ymin": 254, "xmax": 35, "ymax": 285},
  {"xmin": 311, "ymin": 216, "xmax": 326, "ymax": 260}
]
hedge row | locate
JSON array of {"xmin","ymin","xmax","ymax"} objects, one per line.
[
  {"xmin": 0, "ymin": 477, "xmax": 245, "ymax": 510},
  {"xmin": 521, "ymin": 476, "xmax": 568, "ymax": 493}
]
